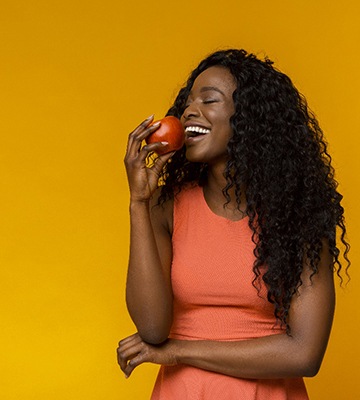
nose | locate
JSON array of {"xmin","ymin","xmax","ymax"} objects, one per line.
[{"xmin": 182, "ymin": 101, "xmax": 201, "ymax": 120}]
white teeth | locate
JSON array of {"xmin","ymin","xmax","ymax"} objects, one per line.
[{"xmin": 185, "ymin": 126, "xmax": 210, "ymax": 134}]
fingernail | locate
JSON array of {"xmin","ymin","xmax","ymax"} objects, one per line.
[
  {"xmin": 152, "ymin": 121, "xmax": 161, "ymax": 127},
  {"xmin": 161, "ymin": 141, "xmax": 168, "ymax": 145},
  {"xmin": 146, "ymin": 114, "xmax": 154, "ymax": 120},
  {"xmin": 124, "ymin": 373, "xmax": 129, "ymax": 379}
]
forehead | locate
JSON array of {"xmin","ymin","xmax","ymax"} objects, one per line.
[{"xmin": 191, "ymin": 66, "xmax": 236, "ymax": 94}]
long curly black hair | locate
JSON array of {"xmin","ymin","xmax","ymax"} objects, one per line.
[{"xmin": 158, "ymin": 49, "xmax": 350, "ymax": 333}]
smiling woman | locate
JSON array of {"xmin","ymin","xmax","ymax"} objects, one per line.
[{"xmin": 117, "ymin": 49, "xmax": 349, "ymax": 400}]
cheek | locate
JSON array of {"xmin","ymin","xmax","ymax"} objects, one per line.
[
  {"xmin": 218, "ymin": 115, "xmax": 233, "ymax": 131},
  {"xmin": 214, "ymin": 105, "xmax": 233, "ymax": 123}
]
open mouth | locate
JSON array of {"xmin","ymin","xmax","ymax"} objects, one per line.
[{"xmin": 185, "ymin": 126, "xmax": 211, "ymax": 138}]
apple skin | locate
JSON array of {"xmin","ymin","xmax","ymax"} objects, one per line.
[{"xmin": 146, "ymin": 116, "xmax": 185, "ymax": 155}]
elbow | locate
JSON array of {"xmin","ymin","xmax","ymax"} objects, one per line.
[
  {"xmin": 296, "ymin": 352, "xmax": 323, "ymax": 377},
  {"xmin": 130, "ymin": 319, "xmax": 172, "ymax": 344},
  {"xmin": 289, "ymin": 336, "xmax": 327, "ymax": 377},
  {"xmin": 300, "ymin": 364, "xmax": 320, "ymax": 378},
  {"xmin": 135, "ymin": 312, "xmax": 172, "ymax": 345},
  {"xmin": 138, "ymin": 328, "xmax": 169, "ymax": 345},
  {"xmin": 126, "ymin": 298, "xmax": 173, "ymax": 344},
  {"xmin": 301, "ymin": 359, "xmax": 322, "ymax": 377}
]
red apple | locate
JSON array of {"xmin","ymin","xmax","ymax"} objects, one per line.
[{"xmin": 146, "ymin": 116, "xmax": 185, "ymax": 155}]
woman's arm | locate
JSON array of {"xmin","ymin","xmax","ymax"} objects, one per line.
[
  {"xmin": 124, "ymin": 116, "xmax": 174, "ymax": 344},
  {"xmin": 118, "ymin": 241, "xmax": 335, "ymax": 378}
]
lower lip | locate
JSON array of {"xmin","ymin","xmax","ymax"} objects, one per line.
[{"xmin": 185, "ymin": 134, "xmax": 207, "ymax": 145}]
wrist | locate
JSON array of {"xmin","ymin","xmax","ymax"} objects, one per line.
[
  {"xmin": 167, "ymin": 339, "xmax": 183, "ymax": 365},
  {"xmin": 129, "ymin": 198, "xmax": 150, "ymax": 209},
  {"xmin": 170, "ymin": 339, "xmax": 192, "ymax": 365}
]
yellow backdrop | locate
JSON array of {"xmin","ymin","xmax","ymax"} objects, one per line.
[{"xmin": 1, "ymin": 1, "xmax": 359, "ymax": 399}]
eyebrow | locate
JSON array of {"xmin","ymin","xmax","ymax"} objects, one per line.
[{"xmin": 199, "ymin": 86, "xmax": 225, "ymax": 96}]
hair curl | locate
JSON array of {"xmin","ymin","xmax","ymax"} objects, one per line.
[{"xmin": 157, "ymin": 49, "xmax": 350, "ymax": 333}]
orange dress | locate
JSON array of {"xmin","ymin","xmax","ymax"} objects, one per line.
[{"xmin": 151, "ymin": 185, "xmax": 309, "ymax": 400}]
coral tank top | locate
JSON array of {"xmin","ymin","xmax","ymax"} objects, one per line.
[{"xmin": 151, "ymin": 185, "xmax": 308, "ymax": 400}]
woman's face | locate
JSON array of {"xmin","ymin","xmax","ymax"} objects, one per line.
[{"xmin": 181, "ymin": 66, "xmax": 236, "ymax": 166}]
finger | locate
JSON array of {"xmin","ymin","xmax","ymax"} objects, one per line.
[
  {"xmin": 117, "ymin": 336, "xmax": 144, "ymax": 372},
  {"xmin": 118, "ymin": 339, "xmax": 144, "ymax": 362},
  {"xmin": 137, "ymin": 121, "xmax": 161, "ymax": 142},
  {"xmin": 124, "ymin": 352, "xmax": 147, "ymax": 378},
  {"xmin": 131, "ymin": 140, "xmax": 170, "ymax": 167},
  {"xmin": 142, "ymin": 141, "xmax": 169, "ymax": 154},
  {"xmin": 117, "ymin": 334, "xmax": 142, "ymax": 361},
  {"xmin": 117, "ymin": 337, "xmax": 143, "ymax": 358},
  {"xmin": 117, "ymin": 344, "xmax": 136, "ymax": 373},
  {"xmin": 117, "ymin": 343, "xmax": 144, "ymax": 374},
  {"xmin": 126, "ymin": 120, "xmax": 160, "ymax": 159},
  {"xmin": 117, "ymin": 350, "xmax": 131, "ymax": 373},
  {"xmin": 131, "ymin": 115, "xmax": 154, "ymax": 137},
  {"xmin": 125, "ymin": 115, "xmax": 153, "ymax": 157},
  {"xmin": 118, "ymin": 332, "xmax": 139, "ymax": 346},
  {"xmin": 129, "ymin": 121, "xmax": 161, "ymax": 150},
  {"xmin": 151, "ymin": 151, "xmax": 176, "ymax": 175}
]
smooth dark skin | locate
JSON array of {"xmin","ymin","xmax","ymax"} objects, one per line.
[{"xmin": 118, "ymin": 67, "xmax": 335, "ymax": 380}]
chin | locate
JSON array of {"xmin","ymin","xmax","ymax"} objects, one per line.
[
  {"xmin": 185, "ymin": 147, "xmax": 205, "ymax": 163},
  {"xmin": 185, "ymin": 147, "xmax": 227, "ymax": 166}
]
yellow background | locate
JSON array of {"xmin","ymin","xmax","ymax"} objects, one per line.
[{"xmin": 1, "ymin": 1, "xmax": 359, "ymax": 399}]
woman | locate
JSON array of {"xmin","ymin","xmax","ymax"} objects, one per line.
[{"xmin": 117, "ymin": 49, "xmax": 349, "ymax": 399}]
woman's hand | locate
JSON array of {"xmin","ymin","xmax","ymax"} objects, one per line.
[
  {"xmin": 124, "ymin": 115, "xmax": 175, "ymax": 203},
  {"xmin": 117, "ymin": 333, "xmax": 178, "ymax": 378}
]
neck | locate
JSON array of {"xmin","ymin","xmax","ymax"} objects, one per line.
[{"xmin": 203, "ymin": 164, "xmax": 247, "ymax": 220}]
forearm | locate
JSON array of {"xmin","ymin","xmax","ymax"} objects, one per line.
[
  {"xmin": 172, "ymin": 245, "xmax": 334, "ymax": 379},
  {"xmin": 126, "ymin": 201, "xmax": 173, "ymax": 344},
  {"xmin": 174, "ymin": 333, "xmax": 323, "ymax": 379},
  {"xmin": 120, "ymin": 243, "xmax": 334, "ymax": 379}
]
